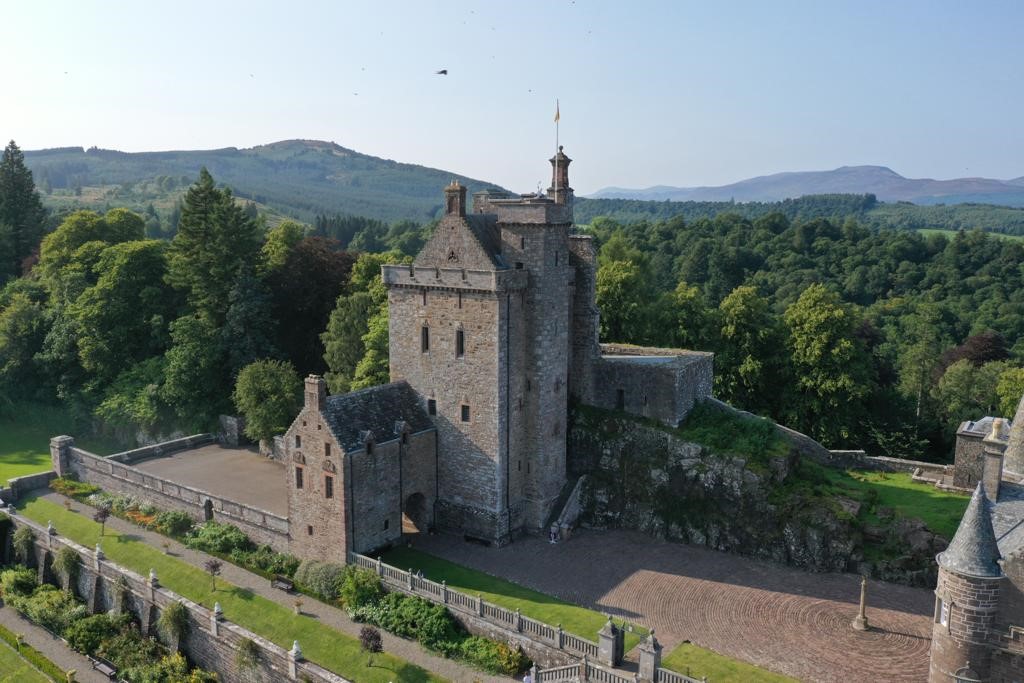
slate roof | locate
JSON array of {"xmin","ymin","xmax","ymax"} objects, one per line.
[
  {"xmin": 1005, "ymin": 395, "xmax": 1024, "ymax": 473},
  {"xmin": 463, "ymin": 213, "xmax": 506, "ymax": 268},
  {"xmin": 938, "ymin": 483, "xmax": 1003, "ymax": 578},
  {"xmin": 321, "ymin": 381, "xmax": 433, "ymax": 453}
]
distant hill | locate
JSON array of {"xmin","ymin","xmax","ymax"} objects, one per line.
[
  {"xmin": 591, "ymin": 165, "xmax": 1024, "ymax": 207},
  {"xmin": 24, "ymin": 140, "xmax": 505, "ymax": 224}
]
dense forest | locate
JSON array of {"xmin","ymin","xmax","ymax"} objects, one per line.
[{"xmin": 2, "ymin": 138, "xmax": 1023, "ymax": 461}]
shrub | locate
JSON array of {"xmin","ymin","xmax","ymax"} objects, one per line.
[
  {"xmin": 458, "ymin": 636, "xmax": 528, "ymax": 675},
  {"xmin": 157, "ymin": 601, "xmax": 189, "ymax": 648},
  {"xmin": 123, "ymin": 652, "xmax": 218, "ymax": 682},
  {"xmin": 374, "ymin": 593, "xmax": 458, "ymax": 649},
  {"xmin": 359, "ymin": 625, "xmax": 383, "ymax": 654},
  {"xmin": 9, "ymin": 584, "xmax": 88, "ymax": 635},
  {"xmin": 153, "ymin": 510, "xmax": 194, "ymax": 536},
  {"xmin": 0, "ymin": 566, "xmax": 38, "ymax": 598},
  {"xmin": 184, "ymin": 521, "xmax": 253, "ymax": 554},
  {"xmin": 0, "ymin": 513, "xmax": 11, "ymax": 550},
  {"xmin": 12, "ymin": 526, "xmax": 34, "ymax": 564},
  {"xmin": 53, "ymin": 545, "xmax": 81, "ymax": 589},
  {"xmin": 50, "ymin": 477, "xmax": 100, "ymax": 499},
  {"xmin": 294, "ymin": 560, "xmax": 346, "ymax": 601},
  {"xmin": 98, "ymin": 628, "xmax": 166, "ymax": 671},
  {"xmin": 65, "ymin": 612, "xmax": 132, "ymax": 655},
  {"xmin": 236, "ymin": 637, "xmax": 260, "ymax": 670},
  {"xmin": 338, "ymin": 566, "xmax": 383, "ymax": 611},
  {"xmin": 230, "ymin": 545, "xmax": 300, "ymax": 577}
]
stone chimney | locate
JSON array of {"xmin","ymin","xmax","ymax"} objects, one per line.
[
  {"xmin": 547, "ymin": 146, "xmax": 573, "ymax": 205},
  {"xmin": 982, "ymin": 418, "xmax": 1008, "ymax": 502},
  {"xmin": 304, "ymin": 375, "xmax": 327, "ymax": 412},
  {"xmin": 444, "ymin": 180, "xmax": 467, "ymax": 217}
]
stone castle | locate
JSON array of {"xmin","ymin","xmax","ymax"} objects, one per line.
[{"xmin": 285, "ymin": 149, "xmax": 712, "ymax": 562}]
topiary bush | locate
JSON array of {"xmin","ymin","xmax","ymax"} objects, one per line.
[{"xmin": 294, "ymin": 560, "xmax": 346, "ymax": 601}]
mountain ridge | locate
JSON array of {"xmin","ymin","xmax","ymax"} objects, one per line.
[{"xmin": 591, "ymin": 165, "xmax": 1024, "ymax": 207}]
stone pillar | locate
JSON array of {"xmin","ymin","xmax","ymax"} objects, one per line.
[
  {"xmin": 288, "ymin": 641, "xmax": 303, "ymax": 680},
  {"xmin": 556, "ymin": 623, "xmax": 564, "ymax": 649},
  {"xmin": 476, "ymin": 592, "xmax": 483, "ymax": 616},
  {"xmin": 982, "ymin": 419, "xmax": 1008, "ymax": 502},
  {"xmin": 637, "ymin": 629, "xmax": 662, "ymax": 682},
  {"xmin": 581, "ymin": 653, "xmax": 590, "ymax": 682},
  {"xmin": 597, "ymin": 616, "xmax": 618, "ymax": 666},
  {"xmin": 407, "ymin": 568, "xmax": 414, "ymax": 590},
  {"xmin": 50, "ymin": 436, "xmax": 74, "ymax": 478},
  {"xmin": 211, "ymin": 602, "xmax": 223, "ymax": 636},
  {"xmin": 441, "ymin": 580, "xmax": 448, "ymax": 604},
  {"xmin": 515, "ymin": 608, "xmax": 522, "ymax": 632},
  {"xmin": 148, "ymin": 569, "xmax": 158, "ymax": 601},
  {"xmin": 86, "ymin": 572, "xmax": 102, "ymax": 614},
  {"xmin": 852, "ymin": 576, "xmax": 870, "ymax": 631}
]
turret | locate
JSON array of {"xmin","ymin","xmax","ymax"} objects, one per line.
[
  {"xmin": 928, "ymin": 483, "xmax": 1003, "ymax": 682},
  {"xmin": 547, "ymin": 146, "xmax": 573, "ymax": 205}
]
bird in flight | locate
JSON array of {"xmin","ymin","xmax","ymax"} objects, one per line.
[{"xmin": 436, "ymin": 69, "xmax": 448, "ymax": 75}]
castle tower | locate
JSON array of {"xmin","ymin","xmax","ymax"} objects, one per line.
[{"xmin": 928, "ymin": 483, "xmax": 1003, "ymax": 682}]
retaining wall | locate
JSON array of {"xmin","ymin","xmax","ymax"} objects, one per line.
[
  {"xmin": 51, "ymin": 436, "xmax": 290, "ymax": 552},
  {"xmin": 5, "ymin": 513, "xmax": 346, "ymax": 683},
  {"xmin": 0, "ymin": 471, "xmax": 57, "ymax": 504}
]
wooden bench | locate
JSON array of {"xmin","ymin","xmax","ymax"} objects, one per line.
[
  {"xmin": 88, "ymin": 654, "xmax": 118, "ymax": 680},
  {"xmin": 271, "ymin": 574, "xmax": 294, "ymax": 592}
]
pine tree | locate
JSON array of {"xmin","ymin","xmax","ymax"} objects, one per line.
[{"xmin": 0, "ymin": 140, "xmax": 47, "ymax": 280}]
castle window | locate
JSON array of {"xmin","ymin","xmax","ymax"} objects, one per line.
[
  {"xmin": 518, "ymin": 461, "xmax": 521, "ymax": 472},
  {"xmin": 515, "ymin": 262, "xmax": 523, "ymax": 270},
  {"xmin": 555, "ymin": 251, "xmax": 559, "ymax": 266},
  {"xmin": 939, "ymin": 598, "xmax": 950, "ymax": 627},
  {"xmin": 422, "ymin": 289, "xmax": 427, "ymax": 305},
  {"xmin": 616, "ymin": 389, "xmax": 625, "ymax": 411},
  {"xmin": 456, "ymin": 330, "xmax": 465, "ymax": 358},
  {"xmin": 520, "ymin": 237, "xmax": 525, "ymax": 249},
  {"xmin": 427, "ymin": 399, "xmax": 437, "ymax": 416},
  {"xmin": 461, "ymin": 405, "xmax": 471, "ymax": 422},
  {"xmin": 302, "ymin": 420, "xmax": 307, "ymax": 427},
  {"xmin": 295, "ymin": 466, "xmax": 304, "ymax": 490},
  {"xmin": 526, "ymin": 379, "xmax": 531, "ymax": 392},
  {"xmin": 401, "ymin": 432, "xmax": 408, "ymax": 445},
  {"xmin": 458, "ymin": 291, "xmax": 463, "ymax": 308},
  {"xmin": 307, "ymin": 525, "xmax": 313, "ymax": 536},
  {"xmin": 553, "ymin": 421, "xmax": 560, "ymax": 436},
  {"xmin": 317, "ymin": 423, "xmax": 322, "ymax": 430},
  {"xmin": 366, "ymin": 442, "xmax": 374, "ymax": 455},
  {"xmin": 324, "ymin": 442, "xmax": 331, "ymax": 457},
  {"xmin": 324, "ymin": 475, "xmax": 334, "ymax": 499},
  {"xmin": 421, "ymin": 325, "xmax": 430, "ymax": 352},
  {"xmin": 383, "ymin": 519, "xmax": 389, "ymax": 530},
  {"xmin": 295, "ymin": 434, "xmax": 301, "ymax": 448}
]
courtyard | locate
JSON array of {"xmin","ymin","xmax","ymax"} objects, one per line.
[
  {"xmin": 409, "ymin": 529, "xmax": 934, "ymax": 683},
  {"xmin": 132, "ymin": 443, "xmax": 288, "ymax": 516}
]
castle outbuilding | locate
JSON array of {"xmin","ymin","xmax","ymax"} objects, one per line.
[{"xmin": 282, "ymin": 149, "xmax": 713, "ymax": 562}]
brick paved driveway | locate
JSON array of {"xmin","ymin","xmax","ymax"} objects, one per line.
[{"xmin": 414, "ymin": 529, "xmax": 933, "ymax": 682}]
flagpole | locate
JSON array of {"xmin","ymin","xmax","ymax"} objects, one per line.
[{"xmin": 554, "ymin": 99, "xmax": 560, "ymax": 198}]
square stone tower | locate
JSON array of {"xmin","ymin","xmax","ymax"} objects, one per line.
[{"xmin": 382, "ymin": 150, "xmax": 579, "ymax": 544}]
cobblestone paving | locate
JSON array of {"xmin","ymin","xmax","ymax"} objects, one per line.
[{"xmin": 414, "ymin": 529, "xmax": 934, "ymax": 682}]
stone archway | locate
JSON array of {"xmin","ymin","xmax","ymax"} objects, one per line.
[{"xmin": 402, "ymin": 493, "xmax": 428, "ymax": 535}]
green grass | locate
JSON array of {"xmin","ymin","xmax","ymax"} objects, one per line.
[
  {"xmin": 0, "ymin": 404, "xmax": 124, "ymax": 485},
  {"xmin": 662, "ymin": 642, "xmax": 797, "ymax": 683},
  {"xmin": 381, "ymin": 546, "xmax": 645, "ymax": 652},
  {"xmin": 0, "ymin": 639, "xmax": 51, "ymax": 683},
  {"xmin": 820, "ymin": 469, "xmax": 969, "ymax": 539},
  {"xmin": 18, "ymin": 496, "xmax": 442, "ymax": 683},
  {"xmin": 916, "ymin": 227, "xmax": 1024, "ymax": 242}
]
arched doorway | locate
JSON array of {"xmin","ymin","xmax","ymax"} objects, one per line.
[{"xmin": 402, "ymin": 493, "xmax": 428, "ymax": 535}]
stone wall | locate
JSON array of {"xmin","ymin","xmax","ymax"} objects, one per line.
[
  {"xmin": 954, "ymin": 431, "xmax": 986, "ymax": 489},
  {"xmin": 51, "ymin": 437, "xmax": 290, "ymax": 553},
  {"xmin": 0, "ymin": 471, "xmax": 57, "ymax": 504},
  {"xmin": 7, "ymin": 513, "xmax": 347, "ymax": 683}
]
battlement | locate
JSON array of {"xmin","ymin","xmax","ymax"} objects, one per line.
[
  {"xmin": 473, "ymin": 191, "xmax": 573, "ymax": 225},
  {"xmin": 381, "ymin": 264, "xmax": 528, "ymax": 292}
]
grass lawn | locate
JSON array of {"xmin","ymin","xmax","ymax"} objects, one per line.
[
  {"xmin": 0, "ymin": 404, "xmax": 123, "ymax": 485},
  {"xmin": 18, "ymin": 495, "xmax": 442, "ymax": 683},
  {"xmin": 0, "ymin": 639, "xmax": 51, "ymax": 683},
  {"xmin": 662, "ymin": 642, "xmax": 796, "ymax": 683},
  {"xmin": 382, "ymin": 546, "xmax": 645, "ymax": 652},
  {"xmin": 821, "ymin": 469, "xmax": 969, "ymax": 539}
]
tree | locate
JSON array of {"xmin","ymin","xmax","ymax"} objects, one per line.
[
  {"xmin": 715, "ymin": 285, "xmax": 788, "ymax": 415},
  {"xmin": 351, "ymin": 309, "xmax": 390, "ymax": 390},
  {"xmin": 784, "ymin": 284, "xmax": 873, "ymax": 445},
  {"xmin": 221, "ymin": 269, "xmax": 279, "ymax": 380},
  {"xmin": 0, "ymin": 279, "xmax": 48, "ymax": 404},
  {"xmin": 204, "ymin": 558, "xmax": 223, "ymax": 591},
  {"xmin": 232, "ymin": 360, "xmax": 302, "ymax": 445},
  {"xmin": 933, "ymin": 359, "xmax": 1010, "ymax": 433},
  {"xmin": 161, "ymin": 313, "xmax": 228, "ymax": 430},
  {"xmin": 93, "ymin": 507, "xmax": 111, "ymax": 536},
  {"xmin": 596, "ymin": 259, "xmax": 649, "ymax": 342},
  {"xmin": 260, "ymin": 220, "xmax": 305, "ymax": 272},
  {"xmin": 0, "ymin": 141, "xmax": 46, "ymax": 280},
  {"xmin": 165, "ymin": 169, "xmax": 261, "ymax": 322},
  {"xmin": 322, "ymin": 291, "xmax": 376, "ymax": 393},
  {"xmin": 359, "ymin": 625, "xmax": 383, "ymax": 667},
  {"xmin": 38, "ymin": 209, "xmax": 144, "ymax": 285},
  {"xmin": 997, "ymin": 367, "xmax": 1024, "ymax": 417}
]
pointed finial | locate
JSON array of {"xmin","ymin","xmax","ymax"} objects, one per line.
[
  {"xmin": 290, "ymin": 640, "xmax": 304, "ymax": 660},
  {"xmin": 94, "ymin": 543, "xmax": 104, "ymax": 559},
  {"xmin": 213, "ymin": 602, "xmax": 223, "ymax": 619},
  {"xmin": 47, "ymin": 520, "xmax": 55, "ymax": 535}
]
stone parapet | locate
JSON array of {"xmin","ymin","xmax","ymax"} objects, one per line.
[{"xmin": 382, "ymin": 264, "xmax": 527, "ymax": 293}]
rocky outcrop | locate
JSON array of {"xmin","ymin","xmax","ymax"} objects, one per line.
[{"xmin": 570, "ymin": 406, "xmax": 857, "ymax": 573}]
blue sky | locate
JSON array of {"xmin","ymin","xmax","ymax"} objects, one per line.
[{"xmin": 4, "ymin": 0, "xmax": 1022, "ymax": 194}]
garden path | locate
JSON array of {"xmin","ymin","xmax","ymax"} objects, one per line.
[
  {"xmin": 0, "ymin": 604, "xmax": 110, "ymax": 683},
  {"xmin": 39, "ymin": 491, "xmax": 511, "ymax": 683}
]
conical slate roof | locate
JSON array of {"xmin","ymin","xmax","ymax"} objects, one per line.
[
  {"xmin": 937, "ymin": 483, "xmax": 1002, "ymax": 578},
  {"xmin": 1005, "ymin": 394, "xmax": 1024, "ymax": 474}
]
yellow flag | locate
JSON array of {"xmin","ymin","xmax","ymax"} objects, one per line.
[{"xmin": 554, "ymin": 100, "xmax": 560, "ymax": 123}]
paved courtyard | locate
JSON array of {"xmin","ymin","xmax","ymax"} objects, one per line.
[
  {"xmin": 133, "ymin": 444, "xmax": 287, "ymax": 515},
  {"xmin": 414, "ymin": 529, "xmax": 934, "ymax": 682}
]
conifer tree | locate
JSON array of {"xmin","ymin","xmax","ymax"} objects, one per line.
[{"xmin": 0, "ymin": 140, "xmax": 46, "ymax": 280}]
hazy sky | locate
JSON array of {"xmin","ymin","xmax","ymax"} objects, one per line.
[{"xmin": 5, "ymin": 1, "xmax": 1023, "ymax": 194}]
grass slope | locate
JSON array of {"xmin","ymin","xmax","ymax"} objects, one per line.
[
  {"xmin": 18, "ymin": 496, "xmax": 441, "ymax": 683},
  {"xmin": 381, "ymin": 546, "xmax": 644, "ymax": 652},
  {"xmin": 0, "ymin": 405, "xmax": 122, "ymax": 485},
  {"xmin": 0, "ymin": 639, "xmax": 50, "ymax": 683},
  {"xmin": 821, "ymin": 469, "xmax": 968, "ymax": 539},
  {"xmin": 662, "ymin": 642, "xmax": 796, "ymax": 683}
]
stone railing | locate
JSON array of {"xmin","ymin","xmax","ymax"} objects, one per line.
[
  {"xmin": 4, "ymin": 511, "xmax": 347, "ymax": 683},
  {"xmin": 351, "ymin": 552, "xmax": 605, "ymax": 662},
  {"xmin": 52, "ymin": 437, "xmax": 290, "ymax": 552},
  {"xmin": 656, "ymin": 667, "xmax": 706, "ymax": 683},
  {"xmin": 532, "ymin": 657, "xmax": 705, "ymax": 683}
]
